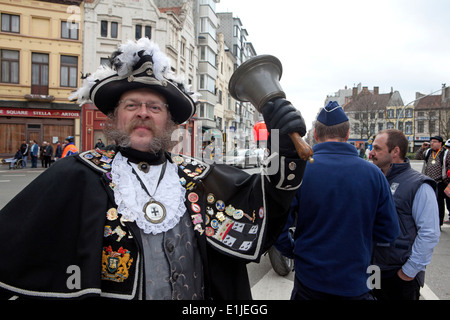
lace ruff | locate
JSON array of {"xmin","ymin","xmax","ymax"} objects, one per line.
[{"xmin": 111, "ymin": 152, "xmax": 186, "ymax": 234}]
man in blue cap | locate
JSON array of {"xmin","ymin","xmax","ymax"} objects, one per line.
[{"xmin": 276, "ymin": 101, "xmax": 400, "ymax": 300}]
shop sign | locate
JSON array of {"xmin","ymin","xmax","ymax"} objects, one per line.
[{"xmin": 0, "ymin": 107, "xmax": 80, "ymax": 119}]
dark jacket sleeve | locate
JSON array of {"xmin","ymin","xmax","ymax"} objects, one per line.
[{"xmin": 0, "ymin": 156, "xmax": 107, "ymax": 299}]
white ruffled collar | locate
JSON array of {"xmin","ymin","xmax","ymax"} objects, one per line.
[{"xmin": 111, "ymin": 152, "xmax": 186, "ymax": 235}]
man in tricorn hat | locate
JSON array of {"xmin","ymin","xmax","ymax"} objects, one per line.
[
  {"xmin": 0, "ymin": 38, "xmax": 307, "ymax": 300},
  {"xmin": 275, "ymin": 101, "xmax": 399, "ymax": 300}
]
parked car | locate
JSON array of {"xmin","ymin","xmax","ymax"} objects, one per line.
[{"xmin": 224, "ymin": 148, "xmax": 259, "ymax": 168}]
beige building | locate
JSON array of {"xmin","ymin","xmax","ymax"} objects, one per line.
[
  {"xmin": 0, "ymin": 0, "xmax": 83, "ymax": 158},
  {"xmin": 215, "ymin": 32, "xmax": 236, "ymax": 153}
]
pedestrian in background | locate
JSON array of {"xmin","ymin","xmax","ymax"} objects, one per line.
[
  {"xmin": 94, "ymin": 138, "xmax": 105, "ymax": 149},
  {"xmin": 61, "ymin": 136, "xmax": 78, "ymax": 158},
  {"xmin": 370, "ymin": 129, "xmax": 440, "ymax": 300},
  {"xmin": 276, "ymin": 101, "xmax": 399, "ymax": 300},
  {"xmin": 43, "ymin": 141, "xmax": 53, "ymax": 168},
  {"xmin": 415, "ymin": 136, "xmax": 450, "ymax": 226},
  {"xmin": 444, "ymin": 139, "xmax": 450, "ymax": 223},
  {"xmin": 40, "ymin": 142, "xmax": 46, "ymax": 167},
  {"xmin": 30, "ymin": 140, "xmax": 39, "ymax": 168},
  {"xmin": 20, "ymin": 140, "xmax": 28, "ymax": 168},
  {"xmin": 54, "ymin": 141, "xmax": 62, "ymax": 161}
]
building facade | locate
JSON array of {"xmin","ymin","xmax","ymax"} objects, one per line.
[
  {"xmin": 216, "ymin": 12, "xmax": 257, "ymax": 149},
  {"xmin": 343, "ymin": 86, "xmax": 404, "ymax": 149},
  {"xmin": 0, "ymin": 0, "xmax": 83, "ymax": 158},
  {"xmin": 414, "ymin": 85, "xmax": 450, "ymax": 150}
]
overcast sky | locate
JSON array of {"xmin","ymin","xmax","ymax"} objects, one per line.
[{"xmin": 216, "ymin": 0, "xmax": 450, "ymax": 130}]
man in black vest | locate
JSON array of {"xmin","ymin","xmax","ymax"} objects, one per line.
[
  {"xmin": 370, "ymin": 129, "xmax": 440, "ymax": 300},
  {"xmin": 0, "ymin": 38, "xmax": 307, "ymax": 300},
  {"xmin": 415, "ymin": 135, "xmax": 450, "ymax": 226}
]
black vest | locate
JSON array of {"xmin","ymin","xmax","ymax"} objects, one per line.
[{"xmin": 372, "ymin": 159, "xmax": 435, "ymax": 286}]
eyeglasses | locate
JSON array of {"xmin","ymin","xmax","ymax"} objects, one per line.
[{"xmin": 118, "ymin": 100, "xmax": 168, "ymax": 114}]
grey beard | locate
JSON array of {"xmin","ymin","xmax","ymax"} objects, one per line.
[{"xmin": 103, "ymin": 119, "xmax": 176, "ymax": 153}]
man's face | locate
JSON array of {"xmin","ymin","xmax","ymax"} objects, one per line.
[
  {"xmin": 115, "ymin": 88, "xmax": 170, "ymax": 152},
  {"xmin": 430, "ymin": 139, "xmax": 442, "ymax": 151},
  {"xmin": 370, "ymin": 133, "xmax": 392, "ymax": 173}
]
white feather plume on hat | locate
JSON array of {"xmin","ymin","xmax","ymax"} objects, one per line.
[{"xmin": 69, "ymin": 37, "xmax": 199, "ymax": 105}]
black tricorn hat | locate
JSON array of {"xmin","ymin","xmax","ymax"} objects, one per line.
[{"xmin": 69, "ymin": 38, "xmax": 198, "ymax": 124}]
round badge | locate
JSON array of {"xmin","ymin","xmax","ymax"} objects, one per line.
[
  {"xmin": 191, "ymin": 202, "xmax": 201, "ymax": 213},
  {"xmin": 211, "ymin": 219, "xmax": 219, "ymax": 229},
  {"xmin": 259, "ymin": 207, "xmax": 264, "ymax": 219},
  {"xmin": 205, "ymin": 227, "xmax": 214, "ymax": 237},
  {"xmin": 106, "ymin": 208, "xmax": 118, "ymax": 221},
  {"xmin": 233, "ymin": 209, "xmax": 244, "ymax": 220},
  {"xmin": 84, "ymin": 153, "xmax": 93, "ymax": 159},
  {"xmin": 207, "ymin": 193, "xmax": 215, "ymax": 204},
  {"xmin": 172, "ymin": 155, "xmax": 183, "ymax": 165},
  {"xmin": 188, "ymin": 192, "xmax": 199, "ymax": 203},
  {"xmin": 216, "ymin": 200, "xmax": 225, "ymax": 211}
]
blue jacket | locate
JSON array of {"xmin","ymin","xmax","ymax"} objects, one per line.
[{"xmin": 276, "ymin": 141, "xmax": 399, "ymax": 297}]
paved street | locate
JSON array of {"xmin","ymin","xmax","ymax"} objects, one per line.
[{"xmin": 0, "ymin": 160, "xmax": 448, "ymax": 300}]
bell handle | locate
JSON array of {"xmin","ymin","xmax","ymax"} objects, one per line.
[{"xmin": 289, "ymin": 132, "xmax": 314, "ymax": 163}]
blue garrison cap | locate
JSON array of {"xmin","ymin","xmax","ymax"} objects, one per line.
[{"xmin": 317, "ymin": 101, "xmax": 349, "ymax": 126}]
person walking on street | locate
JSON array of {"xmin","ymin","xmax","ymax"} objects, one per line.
[
  {"xmin": 275, "ymin": 101, "xmax": 399, "ymax": 300},
  {"xmin": 30, "ymin": 140, "xmax": 39, "ymax": 168},
  {"xmin": 370, "ymin": 129, "xmax": 440, "ymax": 300},
  {"xmin": 415, "ymin": 136, "xmax": 450, "ymax": 226}
]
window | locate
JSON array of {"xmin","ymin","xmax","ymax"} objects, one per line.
[
  {"xmin": 405, "ymin": 122, "xmax": 413, "ymax": 135},
  {"xmin": 180, "ymin": 40, "xmax": 186, "ymax": 58},
  {"xmin": 135, "ymin": 25, "xmax": 141, "ymax": 39},
  {"xmin": 100, "ymin": 58, "xmax": 110, "ymax": 67},
  {"xmin": 61, "ymin": 21, "xmax": 79, "ymax": 40},
  {"xmin": 200, "ymin": 17, "xmax": 216, "ymax": 39},
  {"xmin": 405, "ymin": 108, "xmax": 413, "ymax": 118},
  {"xmin": 135, "ymin": 25, "xmax": 151, "ymax": 40},
  {"xmin": 111, "ymin": 22, "xmax": 118, "ymax": 38},
  {"xmin": 199, "ymin": 74, "xmax": 215, "ymax": 93},
  {"xmin": 378, "ymin": 112, "xmax": 384, "ymax": 119},
  {"xmin": 386, "ymin": 109, "xmax": 395, "ymax": 119},
  {"xmin": 418, "ymin": 121, "xmax": 424, "ymax": 133},
  {"xmin": 429, "ymin": 120, "xmax": 436, "ymax": 133},
  {"xmin": 101, "ymin": 20, "xmax": 108, "ymax": 37},
  {"xmin": 199, "ymin": 45, "xmax": 216, "ymax": 67},
  {"xmin": 31, "ymin": 53, "xmax": 49, "ymax": 95},
  {"xmin": 1, "ymin": 13, "xmax": 19, "ymax": 33},
  {"xmin": 60, "ymin": 55, "xmax": 78, "ymax": 87},
  {"xmin": 100, "ymin": 20, "xmax": 119, "ymax": 38},
  {"xmin": 145, "ymin": 26, "xmax": 151, "ymax": 38},
  {"xmin": 1, "ymin": 49, "xmax": 19, "ymax": 83},
  {"xmin": 199, "ymin": 103, "xmax": 214, "ymax": 120},
  {"xmin": 378, "ymin": 123, "xmax": 383, "ymax": 132},
  {"xmin": 387, "ymin": 122, "xmax": 394, "ymax": 129}
]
